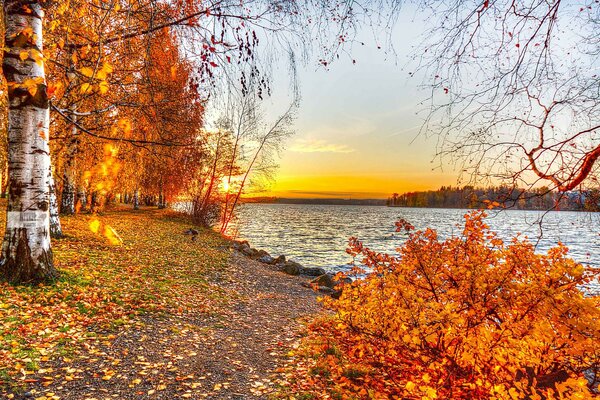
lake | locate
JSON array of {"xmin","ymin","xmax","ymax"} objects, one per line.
[{"xmin": 229, "ymin": 204, "xmax": 600, "ymax": 292}]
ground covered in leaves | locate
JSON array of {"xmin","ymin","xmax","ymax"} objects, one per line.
[{"xmin": 0, "ymin": 204, "xmax": 320, "ymax": 399}]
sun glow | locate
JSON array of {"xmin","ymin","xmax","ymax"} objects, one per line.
[
  {"xmin": 83, "ymin": 144, "xmax": 121, "ymax": 198},
  {"xmin": 220, "ymin": 177, "xmax": 232, "ymax": 193},
  {"xmin": 89, "ymin": 217, "xmax": 123, "ymax": 246}
]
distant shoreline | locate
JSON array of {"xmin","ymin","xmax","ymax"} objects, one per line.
[
  {"xmin": 242, "ymin": 197, "xmax": 387, "ymax": 206},
  {"xmin": 239, "ymin": 198, "xmax": 600, "ymax": 212}
]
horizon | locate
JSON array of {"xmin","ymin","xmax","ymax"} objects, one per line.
[{"xmin": 241, "ymin": 6, "xmax": 461, "ymax": 198}]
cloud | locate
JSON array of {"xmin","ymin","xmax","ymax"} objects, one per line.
[{"xmin": 290, "ymin": 138, "xmax": 355, "ymax": 154}]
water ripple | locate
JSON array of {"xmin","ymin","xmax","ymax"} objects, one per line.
[{"xmin": 230, "ymin": 204, "xmax": 600, "ymax": 292}]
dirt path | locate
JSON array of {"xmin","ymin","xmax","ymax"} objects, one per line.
[{"xmin": 15, "ymin": 250, "xmax": 321, "ymax": 400}]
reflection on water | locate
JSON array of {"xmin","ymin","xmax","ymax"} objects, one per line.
[{"xmin": 229, "ymin": 204, "xmax": 599, "ymax": 291}]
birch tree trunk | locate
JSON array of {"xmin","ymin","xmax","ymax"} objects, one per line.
[
  {"xmin": 0, "ymin": 0, "xmax": 57, "ymax": 283},
  {"xmin": 48, "ymin": 170, "xmax": 63, "ymax": 238},
  {"xmin": 133, "ymin": 189, "xmax": 139, "ymax": 210},
  {"xmin": 60, "ymin": 109, "xmax": 77, "ymax": 214},
  {"xmin": 158, "ymin": 178, "xmax": 166, "ymax": 209}
]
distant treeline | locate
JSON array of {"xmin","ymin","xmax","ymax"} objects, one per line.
[
  {"xmin": 387, "ymin": 186, "xmax": 600, "ymax": 211},
  {"xmin": 243, "ymin": 197, "xmax": 387, "ymax": 206}
]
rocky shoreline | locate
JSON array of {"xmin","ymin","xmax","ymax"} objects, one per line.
[{"xmin": 231, "ymin": 240, "xmax": 349, "ymax": 298}]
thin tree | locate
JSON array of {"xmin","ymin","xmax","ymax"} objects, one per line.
[{"xmin": 219, "ymin": 81, "xmax": 297, "ymax": 234}]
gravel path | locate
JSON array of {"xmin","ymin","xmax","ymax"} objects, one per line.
[{"xmin": 14, "ymin": 251, "xmax": 321, "ymax": 400}]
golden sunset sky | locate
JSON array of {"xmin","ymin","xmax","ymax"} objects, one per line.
[{"xmin": 250, "ymin": 9, "xmax": 460, "ymax": 199}]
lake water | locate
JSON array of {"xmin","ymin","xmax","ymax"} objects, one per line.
[{"xmin": 229, "ymin": 204, "xmax": 600, "ymax": 292}]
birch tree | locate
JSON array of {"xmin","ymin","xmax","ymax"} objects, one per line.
[{"xmin": 0, "ymin": 0, "xmax": 56, "ymax": 283}]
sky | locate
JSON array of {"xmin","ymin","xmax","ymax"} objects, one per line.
[{"xmin": 252, "ymin": 8, "xmax": 460, "ymax": 199}]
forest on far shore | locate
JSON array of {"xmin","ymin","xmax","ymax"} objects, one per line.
[{"xmin": 387, "ymin": 186, "xmax": 600, "ymax": 211}]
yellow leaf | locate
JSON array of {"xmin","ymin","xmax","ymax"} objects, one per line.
[
  {"xmin": 80, "ymin": 83, "xmax": 92, "ymax": 94},
  {"xmin": 26, "ymin": 84, "xmax": 37, "ymax": 96},
  {"xmin": 101, "ymin": 62, "xmax": 114, "ymax": 74},
  {"xmin": 30, "ymin": 49, "xmax": 44, "ymax": 66},
  {"xmin": 98, "ymin": 81, "xmax": 109, "ymax": 94},
  {"xmin": 80, "ymin": 67, "xmax": 94, "ymax": 78},
  {"xmin": 19, "ymin": 51, "xmax": 28, "ymax": 61}
]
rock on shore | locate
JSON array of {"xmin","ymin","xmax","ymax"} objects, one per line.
[{"xmin": 231, "ymin": 240, "xmax": 346, "ymax": 297}]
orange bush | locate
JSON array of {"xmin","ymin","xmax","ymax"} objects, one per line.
[{"xmin": 284, "ymin": 211, "xmax": 600, "ymax": 399}]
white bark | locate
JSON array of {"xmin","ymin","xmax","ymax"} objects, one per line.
[
  {"xmin": 60, "ymin": 109, "xmax": 77, "ymax": 215},
  {"xmin": 49, "ymin": 169, "xmax": 63, "ymax": 238},
  {"xmin": 0, "ymin": 1, "xmax": 56, "ymax": 283}
]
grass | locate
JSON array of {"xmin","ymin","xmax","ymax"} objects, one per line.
[{"xmin": 0, "ymin": 202, "xmax": 230, "ymax": 388}]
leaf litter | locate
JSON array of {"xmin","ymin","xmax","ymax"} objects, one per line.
[{"xmin": 0, "ymin": 204, "xmax": 321, "ymax": 399}]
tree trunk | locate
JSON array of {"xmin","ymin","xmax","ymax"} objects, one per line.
[
  {"xmin": 76, "ymin": 187, "xmax": 87, "ymax": 213},
  {"xmin": 158, "ymin": 178, "xmax": 166, "ymax": 209},
  {"xmin": 133, "ymin": 189, "xmax": 139, "ymax": 210},
  {"xmin": 60, "ymin": 108, "xmax": 77, "ymax": 214},
  {"xmin": 48, "ymin": 170, "xmax": 63, "ymax": 238},
  {"xmin": 158, "ymin": 193, "xmax": 166, "ymax": 209},
  {"xmin": 0, "ymin": 0, "xmax": 57, "ymax": 283},
  {"xmin": 90, "ymin": 191, "xmax": 100, "ymax": 213}
]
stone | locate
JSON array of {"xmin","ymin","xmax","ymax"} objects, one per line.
[
  {"xmin": 310, "ymin": 274, "xmax": 334, "ymax": 288},
  {"xmin": 258, "ymin": 255, "xmax": 275, "ymax": 264},
  {"xmin": 274, "ymin": 255, "xmax": 286, "ymax": 265},
  {"xmin": 303, "ymin": 273, "xmax": 350, "ymax": 299},
  {"xmin": 280, "ymin": 260, "xmax": 302, "ymax": 275},
  {"xmin": 240, "ymin": 244, "xmax": 259, "ymax": 258},
  {"xmin": 317, "ymin": 286, "xmax": 338, "ymax": 296},
  {"xmin": 300, "ymin": 266, "xmax": 327, "ymax": 277},
  {"xmin": 335, "ymin": 275, "xmax": 353, "ymax": 285},
  {"xmin": 183, "ymin": 228, "xmax": 199, "ymax": 236},
  {"xmin": 256, "ymin": 249, "xmax": 270, "ymax": 259},
  {"xmin": 232, "ymin": 240, "xmax": 249, "ymax": 250}
]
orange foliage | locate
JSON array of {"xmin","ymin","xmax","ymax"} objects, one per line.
[{"xmin": 284, "ymin": 211, "xmax": 600, "ymax": 399}]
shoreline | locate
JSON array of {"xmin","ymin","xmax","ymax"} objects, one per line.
[{"xmin": 230, "ymin": 239, "xmax": 347, "ymax": 298}]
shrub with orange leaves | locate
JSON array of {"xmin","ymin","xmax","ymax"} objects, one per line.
[{"xmin": 284, "ymin": 211, "xmax": 600, "ymax": 399}]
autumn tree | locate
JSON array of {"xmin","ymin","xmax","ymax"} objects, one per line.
[
  {"xmin": 416, "ymin": 0, "xmax": 600, "ymax": 193},
  {"xmin": 217, "ymin": 71, "xmax": 297, "ymax": 233},
  {"xmin": 285, "ymin": 212, "xmax": 600, "ymax": 398}
]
